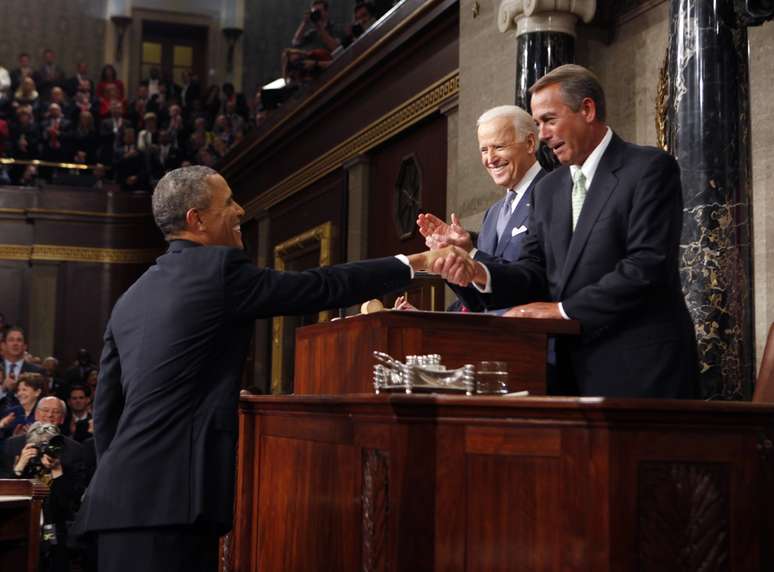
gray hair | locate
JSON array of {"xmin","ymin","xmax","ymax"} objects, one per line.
[
  {"xmin": 476, "ymin": 105, "xmax": 538, "ymax": 142},
  {"xmin": 529, "ymin": 64, "xmax": 606, "ymax": 122},
  {"xmin": 152, "ymin": 166, "xmax": 218, "ymax": 239},
  {"xmin": 38, "ymin": 395, "xmax": 66, "ymax": 417}
]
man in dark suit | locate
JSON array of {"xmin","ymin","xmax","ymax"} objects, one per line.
[
  {"xmin": 75, "ymin": 165, "xmax": 445, "ymax": 571},
  {"xmin": 2, "ymin": 326, "xmax": 46, "ymax": 380},
  {"xmin": 416, "ymin": 105, "xmax": 544, "ymax": 311},
  {"xmin": 435, "ymin": 65, "xmax": 698, "ymax": 399}
]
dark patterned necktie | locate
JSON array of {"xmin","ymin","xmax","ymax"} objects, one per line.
[{"xmin": 496, "ymin": 190, "xmax": 516, "ymax": 240}]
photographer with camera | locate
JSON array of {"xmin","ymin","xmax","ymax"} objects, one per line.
[
  {"xmin": 342, "ymin": 2, "xmax": 377, "ymax": 48},
  {"xmin": 291, "ymin": 0, "xmax": 341, "ymax": 54}
]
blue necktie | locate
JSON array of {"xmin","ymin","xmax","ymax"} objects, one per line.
[{"xmin": 496, "ymin": 190, "xmax": 516, "ymax": 240}]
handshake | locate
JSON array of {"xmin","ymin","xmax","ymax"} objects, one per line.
[{"xmin": 408, "ymin": 212, "xmax": 485, "ymax": 287}]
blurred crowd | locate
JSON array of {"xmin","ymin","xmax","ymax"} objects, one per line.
[{"xmin": 0, "ymin": 50, "xmax": 251, "ymax": 191}]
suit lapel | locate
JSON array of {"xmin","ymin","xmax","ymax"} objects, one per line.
[
  {"xmin": 559, "ymin": 135, "xmax": 625, "ymax": 293},
  {"xmin": 478, "ymin": 197, "xmax": 503, "ymax": 255},
  {"xmin": 550, "ymin": 168, "xmax": 573, "ymax": 276}
]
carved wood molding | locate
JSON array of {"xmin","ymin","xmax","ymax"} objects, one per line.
[
  {"xmin": 0, "ymin": 243, "xmax": 161, "ymax": 264},
  {"xmin": 362, "ymin": 449, "xmax": 390, "ymax": 572},
  {"xmin": 243, "ymin": 72, "xmax": 459, "ymax": 219},
  {"xmin": 638, "ymin": 461, "xmax": 730, "ymax": 571}
]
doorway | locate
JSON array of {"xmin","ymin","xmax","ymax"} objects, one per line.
[{"xmin": 140, "ymin": 20, "xmax": 208, "ymax": 88}]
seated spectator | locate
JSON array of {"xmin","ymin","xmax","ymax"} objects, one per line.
[
  {"xmin": 63, "ymin": 348, "xmax": 96, "ymax": 387},
  {"xmin": 212, "ymin": 113, "xmax": 232, "ymax": 147},
  {"xmin": 98, "ymin": 83, "xmax": 125, "ymax": 119},
  {"xmin": 10, "ymin": 52, "xmax": 34, "ymax": 93},
  {"xmin": 96, "ymin": 64, "xmax": 125, "ymax": 103},
  {"xmin": 41, "ymin": 102, "xmax": 71, "ymax": 164},
  {"xmin": 34, "ymin": 48, "xmax": 66, "ymax": 102},
  {"xmin": 71, "ymin": 111, "xmax": 100, "ymax": 164},
  {"xmin": 13, "ymin": 76, "xmax": 41, "ymax": 118},
  {"xmin": 0, "ymin": 63, "xmax": 10, "ymax": 114},
  {"xmin": 224, "ymin": 99, "xmax": 246, "ymax": 137},
  {"xmin": 99, "ymin": 99, "xmax": 126, "ymax": 165},
  {"xmin": 10, "ymin": 106, "xmax": 40, "ymax": 160},
  {"xmin": 188, "ymin": 115, "xmax": 213, "ymax": 158},
  {"xmin": 65, "ymin": 61, "xmax": 92, "ymax": 98},
  {"xmin": 342, "ymin": 1, "xmax": 377, "ymax": 48},
  {"xmin": 63, "ymin": 385, "xmax": 92, "ymax": 442},
  {"xmin": 158, "ymin": 129, "xmax": 183, "ymax": 172},
  {"xmin": 203, "ymin": 84, "xmax": 221, "ymax": 123},
  {"xmin": 49, "ymin": 86, "xmax": 72, "ymax": 119},
  {"xmin": 137, "ymin": 112, "xmax": 159, "ymax": 153},
  {"xmin": 3, "ymin": 373, "xmax": 44, "ymax": 437},
  {"xmin": 292, "ymin": 0, "xmax": 342, "ymax": 55}
]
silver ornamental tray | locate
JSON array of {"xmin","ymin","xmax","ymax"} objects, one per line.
[{"xmin": 372, "ymin": 351, "xmax": 475, "ymax": 395}]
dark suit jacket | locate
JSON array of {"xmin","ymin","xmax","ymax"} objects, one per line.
[
  {"xmin": 452, "ymin": 169, "xmax": 545, "ymax": 311},
  {"xmin": 473, "ymin": 134, "xmax": 698, "ymax": 398},
  {"xmin": 2, "ymin": 359, "xmax": 46, "ymax": 378},
  {"xmin": 78, "ymin": 240, "xmax": 411, "ymax": 533}
]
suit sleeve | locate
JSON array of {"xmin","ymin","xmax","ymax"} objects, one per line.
[
  {"xmin": 560, "ymin": 152, "xmax": 684, "ymax": 331},
  {"xmin": 225, "ymin": 250, "xmax": 412, "ymax": 320},
  {"xmin": 93, "ymin": 323, "xmax": 124, "ymax": 460}
]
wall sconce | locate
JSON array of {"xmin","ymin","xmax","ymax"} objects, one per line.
[
  {"xmin": 222, "ymin": 27, "xmax": 243, "ymax": 73},
  {"xmin": 111, "ymin": 15, "xmax": 132, "ymax": 62}
]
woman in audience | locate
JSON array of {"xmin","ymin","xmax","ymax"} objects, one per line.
[
  {"xmin": 96, "ymin": 64, "xmax": 125, "ymax": 102},
  {"xmin": 13, "ymin": 76, "xmax": 41, "ymax": 118},
  {"xmin": 71, "ymin": 110, "xmax": 100, "ymax": 163},
  {"xmin": 4, "ymin": 373, "xmax": 44, "ymax": 436}
]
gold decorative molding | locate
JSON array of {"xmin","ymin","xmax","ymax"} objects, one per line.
[
  {"xmin": 271, "ymin": 222, "xmax": 334, "ymax": 394},
  {"xmin": 656, "ymin": 47, "xmax": 669, "ymax": 152},
  {"xmin": 0, "ymin": 207, "xmax": 151, "ymax": 220},
  {"xmin": 0, "ymin": 243, "xmax": 161, "ymax": 264},
  {"xmin": 243, "ymin": 71, "xmax": 460, "ymax": 219},
  {"xmin": 0, "ymin": 157, "xmax": 93, "ymax": 170}
]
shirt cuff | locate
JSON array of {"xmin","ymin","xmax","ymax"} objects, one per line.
[
  {"xmin": 472, "ymin": 262, "xmax": 492, "ymax": 293},
  {"xmin": 394, "ymin": 254, "xmax": 415, "ymax": 279},
  {"xmin": 558, "ymin": 302, "xmax": 571, "ymax": 320},
  {"xmin": 469, "ymin": 247, "xmax": 479, "ymax": 259}
]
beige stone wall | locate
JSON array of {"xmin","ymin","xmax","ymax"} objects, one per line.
[
  {"xmin": 576, "ymin": 2, "xmax": 669, "ymax": 147},
  {"xmin": 749, "ymin": 20, "xmax": 774, "ymax": 369},
  {"xmin": 454, "ymin": 0, "xmax": 516, "ymax": 230}
]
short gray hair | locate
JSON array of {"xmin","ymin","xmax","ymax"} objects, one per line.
[
  {"xmin": 476, "ymin": 105, "xmax": 538, "ymax": 142},
  {"xmin": 529, "ymin": 64, "xmax": 606, "ymax": 122},
  {"xmin": 152, "ymin": 166, "xmax": 218, "ymax": 239}
]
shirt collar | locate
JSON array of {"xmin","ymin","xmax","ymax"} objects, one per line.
[
  {"xmin": 570, "ymin": 127, "xmax": 613, "ymax": 190},
  {"xmin": 507, "ymin": 160, "xmax": 542, "ymax": 213}
]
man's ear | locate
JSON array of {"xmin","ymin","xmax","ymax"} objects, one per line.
[
  {"xmin": 526, "ymin": 132, "xmax": 537, "ymax": 155},
  {"xmin": 581, "ymin": 97, "xmax": 597, "ymax": 123},
  {"xmin": 185, "ymin": 208, "xmax": 205, "ymax": 231}
]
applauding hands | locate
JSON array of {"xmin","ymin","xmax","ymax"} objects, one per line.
[{"xmin": 417, "ymin": 212, "xmax": 473, "ymax": 252}]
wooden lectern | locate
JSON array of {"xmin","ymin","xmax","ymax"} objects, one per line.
[{"xmin": 293, "ymin": 311, "xmax": 580, "ymax": 395}]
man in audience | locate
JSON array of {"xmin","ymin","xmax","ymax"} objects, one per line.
[
  {"xmin": 343, "ymin": 1, "xmax": 377, "ymax": 47},
  {"xmin": 416, "ymin": 105, "xmax": 544, "ymax": 311},
  {"xmin": 65, "ymin": 61, "xmax": 92, "ymax": 98},
  {"xmin": 10, "ymin": 53, "xmax": 34, "ymax": 93},
  {"xmin": 64, "ymin": 348, "xmax": 97, "ymax": 387},
  {"xmin": 41, "ymin": 102, "xmax": 71, "ymax": 165},
  {"xmin": 99, "ymin": 99, "xmax": 126, "ymax": 165},
  {"xmin": 75, "ymin": 165, "xmax": 449, "ymax": 571},
  {"xmin": 3, "ymin": 327, "xmax": 46, "ymax": 380},
  {"xmin": 432, "ymin": 64, "xmax": 699, "ymax": 398},
  {"xmin": 34, "ymin": 48, "xmax": 66, "ymax": 102},
  {"xmin": 292, "ymin": 0, "xmax": 342, "ymax": 54},
  {"xmin": 64, "ymin": 385, "xmax": 93, "ymax": 442}
]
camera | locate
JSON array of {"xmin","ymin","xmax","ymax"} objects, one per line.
[
  {"xmin": 310, "ymin": 8, "xmax": 322, "ymax": 22},
  {"xmin": 23, "ymin": 434, "xmax": 64, "ymax": 478}
]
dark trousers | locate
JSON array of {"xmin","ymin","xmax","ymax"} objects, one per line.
[{"xmin": 97, "ymin": 526, "xmax": 219, "ymax": 572}]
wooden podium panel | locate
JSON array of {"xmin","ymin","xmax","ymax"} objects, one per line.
[
  {"xmin": 230, "ymin": 395, "xmax": 774, "ymax": 572},
  {"xmin": 0, "ymin": 479, "xmax": 49, "ymax": 572},
  {"xmin": 293, "ymin": 311, "xmax": 579, "ymax": 395}
]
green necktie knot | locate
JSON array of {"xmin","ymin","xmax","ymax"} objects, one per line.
[{"xmin": 571, "ymin": 169, "xmax": 587, "ymax": 231}]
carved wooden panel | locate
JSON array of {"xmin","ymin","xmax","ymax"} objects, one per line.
[
  {"xmin": 362, "ymin": 449, "xmax": 390, "ymax": 572},
  {"xmin": 638, "ymin": 462, "xmax": 730, "ymax": 572}
]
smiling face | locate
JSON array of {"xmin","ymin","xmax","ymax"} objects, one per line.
[
  {"xmin": 530, "ymin": 83, "xmax": 600, "ymax": 167},
  {"xmin": 477, "ymin": 116, "xmax": 536, "ymax": 190},
  {"xmin": 196, "ymin": 175, "xmax": 245, "ymax": 249},
  {"xmin": 17, "ymin": 381, "xmax": 41, "ymax": 408}
]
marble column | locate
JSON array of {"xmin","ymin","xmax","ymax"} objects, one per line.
[
  {"xmin": 498, "ymin": 0, "xmax": 595, "ymax": 169},
  {"xmin": 498, "ymin": 0, "xmax": 596, "ymax": 110},
  {"xmin": 666, "ymin": 0, "xmax": 754, "ymax": 399}
]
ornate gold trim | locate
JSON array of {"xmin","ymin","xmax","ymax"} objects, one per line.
[
  {"xmin": 656, "ymin": 47, "xmax": 669, "ymax": 152},
  {"xmin": 271, "ymin": 222, "xmax": 334, "ymax": 394},
  {"xmin": 0, "ymin": 157, "xmax": 94, "ymax": 170},
  {"xmin": 0, "ymin": 243, "xmax": 160, "ymax": 264},
  {"xmin": 244, "ymin": 71, "xmax": 460, "ymax": 218},
  {"xmin": 0, "ymin": 207, "xmax": 151, "ymax": 220}
]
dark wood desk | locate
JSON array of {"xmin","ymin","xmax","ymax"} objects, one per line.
[
  {"xmin": 0, "ymin": 479, "xmax": 49, "ymax": 572},
  {"xmin": 294, "ymin": 312, "xmax": 579, "ymax": 395},
  {"xmin": 230, "ymin": 395, "xmax": 774, "ymax": 571}
]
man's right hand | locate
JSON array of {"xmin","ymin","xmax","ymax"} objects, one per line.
[
  {"xmin": 14, "ymin": 443, "xmax": 38, "ymax": 475},
  {"xmin": 417, "ymin": 213, "xmax": 473, "ymax": 252},
  {"xmin": 430, "ymin": 249, "xmax": 488, "ymax": 287}
]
